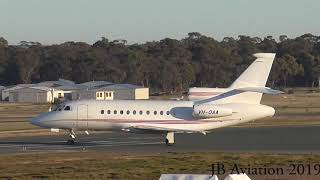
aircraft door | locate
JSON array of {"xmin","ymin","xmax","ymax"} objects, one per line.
[{"xmin": 77, "ymin": 104, "xmax": 88, "ymax": 129}]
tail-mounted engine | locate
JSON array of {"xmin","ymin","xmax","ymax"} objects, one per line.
[{"xmin": 193, "ymin": 104, "xmax": 232, "ymax": 118}]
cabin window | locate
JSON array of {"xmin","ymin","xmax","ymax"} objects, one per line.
[
  {"xmin": 133, "ymin": 110, "xmax": 136, "ymax": 115},
  {"xmin": 105, "ymin": 92, "xmax": 108, "ymax": 97},
  {"xmin": 120, "ymin": 110, "xmax": 124, "ymax": 114},
  {"xmin": 107, "ymin": 110, "xmax": 111, "ymax": 114},
  {"xmin": 100, "ymin": 92, "xmax": 103, "ymax": 97},
  {"xmin": 160, "ymin": 111, "xmax": 163, "ymax": 115},
  {"xmin": 109, "ymin": 92, "xmax": 112, "ymax": 97},
  {"xmin": 154, "ymin": 111, "xmax": 157, "ymax": 115},
  {"xmin": 114, "ymin": 110, "xmax": 117, "ymax": 114},
  {"xmin": 126, "ymin": 110, "xmax": 130, "ymax": 115},
  {"xmin": 101, "ymin": 110, "xmax": 104, "ymax": 114},
  {"xmin": 166, "ymin": 111, "xmax": 170, "ymax": 115},
  {"xmin": 146, "ymin": 110, "xmax": 150, "ymax": 115},
  {"xmin": 64, "ymin": 106, "xmax": 71, "ymax": 111},
  {"xmin": 139, "ymin": 110, "xmax": 143, "ymax": 115}
]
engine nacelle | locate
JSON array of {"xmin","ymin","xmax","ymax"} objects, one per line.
[{"xmin": 193, "ymin": 104, "xmax": 233, "ymax": 118}]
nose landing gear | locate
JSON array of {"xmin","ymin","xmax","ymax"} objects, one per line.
[{"xmin": 66, "ymin": 129, "xmax": 77, "ymax": 145}]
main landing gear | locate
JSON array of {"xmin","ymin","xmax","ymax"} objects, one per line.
[
  {"xmin": 66, "ymin": 129, "xmax": 76, "ymax": 145},
  {"xmin": 165, "ymin": 132, "xmax": 175, "ymax": 146}
]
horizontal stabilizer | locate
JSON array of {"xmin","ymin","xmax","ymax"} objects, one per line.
[
  {"xmin": 237, "ymin": 87, "xmax": 283, "ymax": 95},
  {"xmin": 195, "ymin": 87, "xmax": 282, "ymax": 104}
]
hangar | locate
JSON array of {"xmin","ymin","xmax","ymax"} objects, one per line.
[
  {"xmin": 71, "ymin": 89, "xmax": 114, "ymax": 100},
  {"xmin": 1, "ymin": 84, "xmax": 34, "ymax": 101},
  {"xmin": 71, "ymin": 82, "xmax": 149, "ymax": 100},
  {"xmin": 1, "ymin": 80, "xmax": 149, "ymax": 103},
  {"xmin": 104, "ymin": 84, "xmax": 149, "ymax": 100},
  {"xmin": 8, "ymin": 86, "xmax": 64, "ymax": 103}
]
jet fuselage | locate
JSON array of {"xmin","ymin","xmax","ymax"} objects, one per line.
[{"xmin": 31, "ymin": 99, "xmax": 275, "ymax": 133}]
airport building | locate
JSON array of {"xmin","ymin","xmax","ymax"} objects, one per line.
[
  {"xmin": 0, "ymin": 85, "xmax": 5, "ymax": 100},
  {"xmin": 71, "ymin": 89, "xmax": 114, "ymax": 100},
  {"xmin": 70, "ymin": 84, "xmax": 149, "ymax": 100},
  {"xmin": 103, "ymin": 84, "xmax": 149, "ymax": 100},
  {"xmin": 0, "ymin": 79, "xmax": 149, "ymax": 103},
  {"xmin": 1, "ymin": 84, "xmax": 34, "ymax": 101},
  {"xmin": 8, "ymin": 86, "xmax": 64, "ymax": 103}
]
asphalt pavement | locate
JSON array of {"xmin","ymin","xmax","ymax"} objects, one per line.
[{"xmin": 0, "ymin": 126, "xmax": 319, "ymax": 154}]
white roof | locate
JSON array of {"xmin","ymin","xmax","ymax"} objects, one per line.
[
  {"xmin": 2, "ymin": 82, "xmax": 145, "ymax": 92},
  {"xmin": 36, "ymin": 79, "xmax": 75, "ymax": 87},
  {"xmin": 80, "ymin": 81, "xmax": 113, "ymax": 88},
  {"xmin": 29, "ymin": 86, "xmax": 62, "ymax": 91},
  {"xmin": 57, "ymin": 84, "xmax": 87, "ymax": 91},
  {"xmin": 58, "ymin": 78, "xmax": 75, "ymax": 85},
  {"xmin": 9, "ymin": 86, "xmax": 62, "ymax": 92},
  {"xmin": 102, "ymin": 84, "xmax": 144, "ymax": 90},
  {"xmin": 3, "ymin": 84, "xmax": 33, "ymax": 92}
]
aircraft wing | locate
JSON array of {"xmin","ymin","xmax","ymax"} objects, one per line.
[{"xmin": 122, "ymin": 125, "xmax": 206, "ymax": 134}]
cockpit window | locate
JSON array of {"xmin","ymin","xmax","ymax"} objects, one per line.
[
  {"xmin": 58, "ymin": 105, "xmax": 65, "ymax": 111},
  {"xmin": 64, "ymin": 106, "xmax": 71, "ymax": 111},
  {"xmin": 53, "ymin": 104, "xmax": 68, "ymax": 111}
]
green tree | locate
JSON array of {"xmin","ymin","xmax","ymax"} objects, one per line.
[
  {"xmin": 277, "ymin": 54, "xmax": 304, "ymax": 87},
  {"xmin": 0, "ymin": 37, "xmax": 8, "ymax": 47}
]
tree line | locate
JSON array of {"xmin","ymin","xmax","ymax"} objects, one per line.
[{"xmin": 0, "ymin": 33, "xmax": 319, "ymax": 92}]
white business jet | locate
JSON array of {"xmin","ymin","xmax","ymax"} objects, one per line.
[{"xmin": 31, "ymin": 53, "xmax": 281, "ymax": 145}]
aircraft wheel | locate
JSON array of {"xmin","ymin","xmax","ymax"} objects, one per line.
[
  {"xmin": 165, "ymin": 138, "xmax": 174, "ymax": 146},
  {"xmin": 66, "ymin": 139, "xmax": 75, "ymax": 145},
  {"xmin": 165, "ymin": 132, "xmax": 175, "ymax": 146}
]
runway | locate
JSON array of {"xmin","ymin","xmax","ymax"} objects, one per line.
[{"xmin": 1, "ymin": 125, "xmax": 320, "ymax": 154}]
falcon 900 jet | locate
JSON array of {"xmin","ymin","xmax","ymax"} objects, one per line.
[{"xmin": 31, "ymin": 53, "xmax": 281, "ymax": 145}]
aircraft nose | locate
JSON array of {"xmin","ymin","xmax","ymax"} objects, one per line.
[
  {"xmin": 30, "ymin": 116, "xmax": 41, "ymax": 126},
  {"xmin": 30, "ymin": 113, "xmax": 47, "ymax": 127}
]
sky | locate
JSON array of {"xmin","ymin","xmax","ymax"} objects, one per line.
[{"xmin": 0, "ymin": 0, "xmax": 319, "ymax": 45}]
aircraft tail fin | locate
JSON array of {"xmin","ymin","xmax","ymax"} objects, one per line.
[
  {"xmin": 193, "ymin": 53, "xmax": 277, "ymax": 105},
  {"xmin": 230, "ymin": 53, "xmax": 276, "ymax": 89},
  {"xmin": 225, "ymin": 53, "xmax": 276, "ymax": 104}
]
